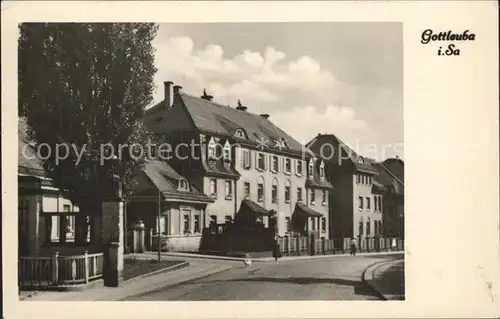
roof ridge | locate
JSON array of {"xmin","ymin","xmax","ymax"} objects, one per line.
[{"xmin": 181, "ymin": 92, "xmax": 273, "ymax": 121}]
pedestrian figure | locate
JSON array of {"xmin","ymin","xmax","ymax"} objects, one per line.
[
  {"xmin": 350, "ymin": 237, "xmax": 357, "ymax": 256},
  {"xmin": 272, "ymin": 237, "xmax": 281, "ymax": 262}
]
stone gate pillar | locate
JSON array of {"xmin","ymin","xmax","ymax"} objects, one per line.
[{"xmin": 101, "ymin": 199, "xmax": 124, "ymax": 287}]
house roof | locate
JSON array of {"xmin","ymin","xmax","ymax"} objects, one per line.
[
  {"xmin": 179, "ymin": 93, "xmax": 305, "ymax": 154},
  {"xmin": 147, "ymin": 91, "xmax": 306, "ymax": 157},
  {"xmin": 139, "ymin": 160, "xmax": 213, "ymax": 203},
  {"xmin": 293, "ymin": 202, "xmax": 323, "ymax": 217},
  {"xmin": 306, "ymin": 133, "xmax": 378, "ymax": 174},
  {"xmin": 371, "ymin": 162, "xmax": 404, "ymax": 195},
  {"xmin": 240, "ymin": 199, "xmax": 272, "ymax": 216},
  {"xmin": 382, "ymin": 158, "xmax": 404, "ymax": 184},
  {"xmin": 18, "ymin": 119, "xmax": 47, "ymax": 177}
]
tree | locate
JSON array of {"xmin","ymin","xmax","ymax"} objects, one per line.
[{"xmin": 19, "ymin": 23, "xmax": 159, "ymax": 243}]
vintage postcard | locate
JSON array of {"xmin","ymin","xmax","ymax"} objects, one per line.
[{"xmin": 2, "ymin": 1, "xmax": 499, "ymax": 318}]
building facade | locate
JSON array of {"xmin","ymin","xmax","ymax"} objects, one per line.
[
  {"xmin": 18, "ymin": 119, "xmax": 82, "ymax": 257},
  {"xmin": 142, "ymin": 82, "xmax": 333, "ymax": 249},
  {"xmin": 371, "ymin": 158, "xmax": 405, "ymax": 238},
  {"xmin": 306, "ymin": 134, "xmax": 384, "ymax": 240}
]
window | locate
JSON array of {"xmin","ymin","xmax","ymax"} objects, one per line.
[
  {"xmin": 257, "ymin": 183, "xmax": 264, "ymax": 202},
  {"xmin": 272, "ymin": 185, "xmax": 278, "ymax": 203},
  {"xmin": 368, "ymin": 176, "xmax": 372, "ymax": 185},
  {"xmin": 183, "ymin": 215, "xmax": 190, "ymax": 234},
  {"xmin": 284, "ymin": 186, "xmax": 290, "ymax": 202},
  {"xmin": 225, "ymin": 215, "xmax": 233, "ymax": 223},
  {"xmin": 225, "ymin": 180, "xmax": 232, "ymax": 198},
  {"xmin": 284, "ymin": 158, "xmax": 291, "ymax": 174},
  {"xmin": 366, "ymin": 218, "xmax": 371, "ymax": 236},
  {"xmin": 311, "ymin": 218, "xmax": 316, "ymax": 231},
  {"xmin": 235, "ymin": 129, "xmax": 245, "ymax": 138},
  {"xmin": 319, "ymin": 164, "xmax": 325, "ymax": 179},
  {"xmin": 367, "ymin": 197, "xmax": 371, "ymax": 210},
  {"xmin": 310, "ymin": 189, "xmax": 315, "ymax": 204},
  {"xmin": 297, "ymin": 187, "xmax": 303, "ymax": 202},
  {"xmin": 244, "ymin": 182, "xmax": 251, "ymax": 198},
  {"xmin": 63, "ymin": 204, "xmax": 71, "ymax": 212},
  {"xmin": 179, "ymin": 179, "xmax": 189, "ymax": 191},
  {"xmin": 194, "ymin": 215, "xmax": 200, "ymax": 233},
  {"xmin": 359, "ymin": 218, "xmax": 364, "ymax": 235},
  {"xmin": 285, "ymin": 217, "xmax": 291, "ymax": 232},
  {"xmin": 272, "ymin": 155, "xmax": 279, "ymax": 172},
  {"xmin": 257, "ymin": 153, "xmax": 266, "ymax": 170},
  {"xmin": 208, "ymin": 138, "xmax": 216, "ymax": 159},
  {"xmin": 210, "ymin": 179, "xmax": 217, "ymax": 196},
  {"xmin": 356, "ymin": 174, "xmax": 361, "ymax": 184},
  {"xmin": 308, "ymin": 161, "xmax": 314, "ymax": 179},
  {"xmin": 321, "ymin": 217, "xmax": 326, "ymax": 232},
  {"xmin": 223, "ymin": 141, "xmax": 231, "ymax": 162},
  {"xmin": 242, "ymin": 149, "xmax": 251, "ymax": 169},
  {"xmin": 296, "ymin": 160, "xmax": 303, "ymax": 175},
  {"xmin": 321, "ymin": 190, "xmax": 327, "ymax": 205},
  {"xmin": 209, "ymin": 215, "xmax": 217, "ymax": 226},
  {"xmin": 358, "ymin": 196, "xmax": 364, "ymax": 209}
]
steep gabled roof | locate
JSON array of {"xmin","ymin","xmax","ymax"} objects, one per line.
[
  {"xmin": 135, "ymin": 160, "xmax": 213, "ymax": 203},
  {"xmin": 306, "ymin": 133, "xmax": 378, "ymax": 174},
  {"xmin": 371, "ymin": 161, "xmax": 404, "ymax": 195},
  {"xmin": 148, "ymin": 91, "xmax": 305, "ymax": 156}
]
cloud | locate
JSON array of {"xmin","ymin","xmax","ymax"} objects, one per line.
[
  {"xmin": 271, "ymin": 105, "xmax": 371, "ymax": 145},
  {"xmin": 151, "ymin": 34, "xmax": 401, "ymax": 159},
  {"xmin": 152, "ymin": 36, "xmax": 343, "ymax": 106}
]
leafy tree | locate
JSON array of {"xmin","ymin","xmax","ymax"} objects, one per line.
[{"xmin": 19, "ymin": 23, "xmax": 159, "ymax": 243}]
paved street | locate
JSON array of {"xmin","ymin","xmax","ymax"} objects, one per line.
[{"xmin": 124, "ymin": 254, "xmax": 403, "ymax": 301}]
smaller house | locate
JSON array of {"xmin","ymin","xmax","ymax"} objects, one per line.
[
  {"xmin": 125, "ymin": 160, "xmax": 214, "ymax": 252},
  {"xmin": 18, "ymin": 119, "xmax": 83, "ymax": 257}
]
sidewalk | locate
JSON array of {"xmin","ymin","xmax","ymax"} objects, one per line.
[
  {"xmin": 362, "ymin": 258, "xmax": 405, "ymax": 300},
  {"xmin": 139, "ymin": 250, "xmax": 405, "ymax": 263},
  {"xmin": 22, "ymin": 259, "xmax": 234, "ymax": 301}
]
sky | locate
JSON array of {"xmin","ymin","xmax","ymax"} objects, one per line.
[{"xmin": 150, "ymin": 22, "xmax": 403, "ymax": 160}]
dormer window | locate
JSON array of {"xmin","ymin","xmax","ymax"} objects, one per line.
[
  {"xmin": 207, "ymin": 137, "xmax": 216, "ymax": 160},
  {"xmin": 357, "ymin": 157, "xmax": 364, "ymax": 164},
  {"xmin": 223, "ymin": 140, "xmax": 231, "ymax": 162},
  {"xmin": 308, "ymin": 160, "xmax": 314, "ymax": 179},
  {"xmin": 234, "ymin": 129, "xmax": 246, "ymax": 139},
  {"xmin": 178, "ymin": 179, "xmax": 189, "ymax": 191},
  {"xmin": 319, "ymin": 161, "xmax": 325, "ymax": 180}
]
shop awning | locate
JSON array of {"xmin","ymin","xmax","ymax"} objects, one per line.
[
  {"xmin": 294, "ymin": 202, "xmax": 323, "ymax": 217},
  {"xmin": 240, "ymin": 199, "xmax": 272, "ymax": 216}
]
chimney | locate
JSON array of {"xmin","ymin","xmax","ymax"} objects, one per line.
[
  {"xmin": 259, "ymin": 113, "xmax": 270, "ymax": 120},
  {"xmin": 164, "ymin": 81, "xmax": 173, "ymax": 109},
  {"xmin": 236, "ymin": 99, "xmax": 248, "ymax": 111},
  {"xmin": 201, "ymin": 89, "xmax": 213, "ymax": 101},
  {"xmin": 173, "ymin": 85, "xmax": 183, "ymax": 95}
]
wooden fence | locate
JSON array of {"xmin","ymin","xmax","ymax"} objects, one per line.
[
  {"xmin": 277, "ymin": 236, "xmax": 404, "ymax": 256},
  {"xmin": 19, "ymin": 251, "xmax": 104, "ymax": 289}
]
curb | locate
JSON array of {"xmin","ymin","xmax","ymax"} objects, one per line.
[
  {"xmin": 19, "ymin": 279, "xmax": 105, "ymax": 296},
  {"xmin": 362, "ymin": 258, "xmax": 404, "ymax": 301},
  {"xmin": 117, "ymin": 267, "xmax": 232, "ymax": 300},
  {"xmin": 124, "ymin": 260, "xmax": 190, "ymax": 283},
  {"xmin": 141, "ymin": 251, "xmax": 405, "ymax": 263}
]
